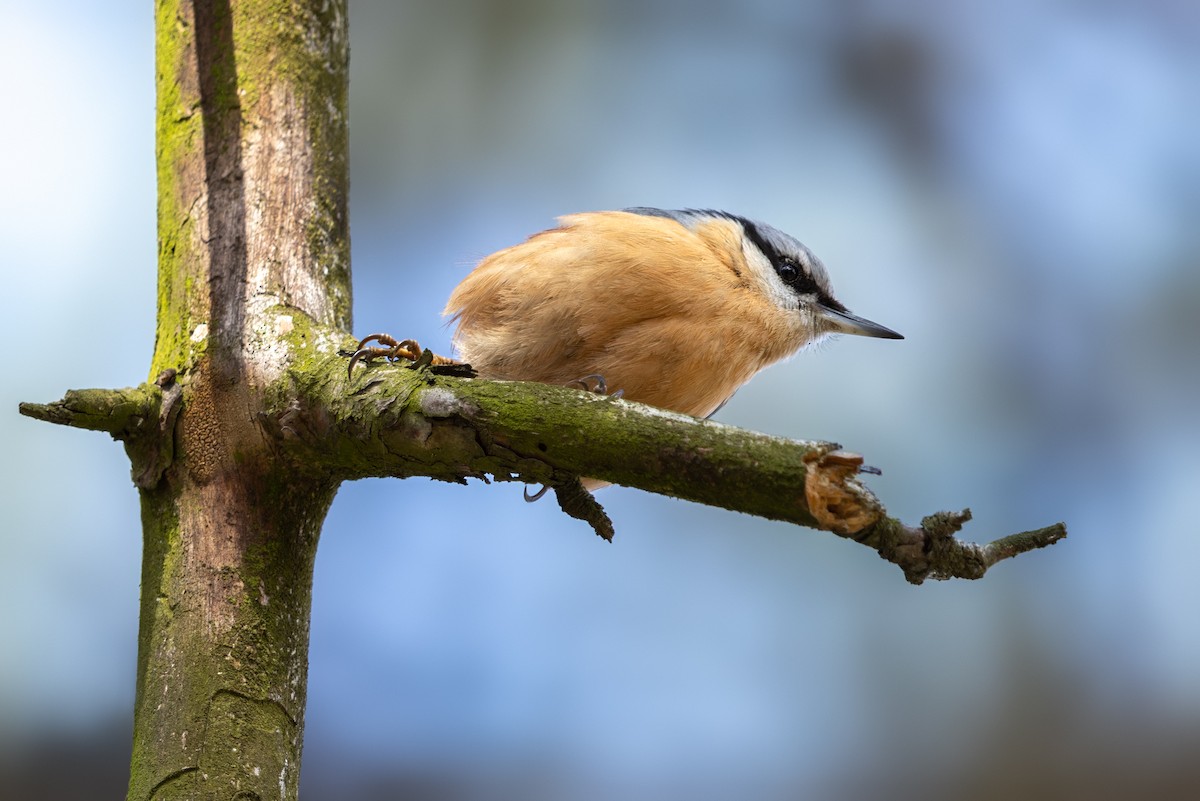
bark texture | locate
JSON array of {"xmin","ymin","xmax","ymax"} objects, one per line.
[{"xmin": 132, "ymin": 1, "xmax": 345, "ymax": 798}]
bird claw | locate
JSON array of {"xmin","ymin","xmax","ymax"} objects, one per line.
[
  {"xmin": 570, "ymin": 373, "xmax": 624, "ymax": 400},
  {"xmin": 570, "ymin": 373, "xmax": 608, "ymax": 394},
  {"xmin": 346, "ymin": 333, "xmax": 464, "ymax": 379},
  {"xmin": 524, "ymin": 485, "xmax": 551, "ymax": 502}
]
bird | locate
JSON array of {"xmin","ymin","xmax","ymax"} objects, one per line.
[
  {"xmin": 445, "ymin": 208, "xmax": 899, "ymax": 411},
  {"xmin": 349, "ymin": 208, "xmax": 902, "ymax": 489}
]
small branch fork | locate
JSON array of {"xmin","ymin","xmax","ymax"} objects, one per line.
[
  {"xmin": 19, "ymin": 349, "xmax": 1066, "ymax": 585},
  {"xmin": 855, "ymin": 509, "xmax": 1066, "ymax": 584}
]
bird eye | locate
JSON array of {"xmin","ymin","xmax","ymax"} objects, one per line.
[{"xmin": 776, "ymin": 257, "xmax": 820, "ymax": 295}]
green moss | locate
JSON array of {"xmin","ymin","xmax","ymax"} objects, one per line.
[
  {"xmin": 152, "ymin": 0, "xmax": 204, "ymax": 381},
  {"xmin": 302, "ymin": 362, "xmax": 831, "ymax": 530},
  {"xmin": 127, "ymin": 486, "xmax": 184, "ymax": 799}
]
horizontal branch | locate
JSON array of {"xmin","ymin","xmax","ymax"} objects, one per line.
[
  {"xmin": 19, "ymin": 385, "xmax": 161, "ymax": 435},
  {"xmin": 274, "ymin": 347, "xmax": 1067, "ymax": 584},
  {"xmin": 20, "ymin": 376, "xmax": 183, "ymax": 489},
  {"xmin": 19, "ymin": 334, "xmax": 1066, "ymax": 583}
]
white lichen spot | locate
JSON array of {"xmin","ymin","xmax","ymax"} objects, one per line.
[
  {"xmin": 419, "ymin": 387, "xmax": 463, "ymax": 418},
  {"xmin": 304, "ymin": 327, "xmax": 342, "ymax": 355},
  {"xmin": 190, "ymin": 323, "xmax": 209, "ymax": 342},
  {"xmin": 274, "ymin": 315, "xmax": 294, "ymax": 336},
  {"xmin": 253, "ymin": 766, "xmax": 261, "ymax": 777},
  {"xmin": 633, "ymin": 402, "xmax": 700, "ymax": 425}
]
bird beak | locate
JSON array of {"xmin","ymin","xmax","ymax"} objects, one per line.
[{"xmin": 817, "ymin": 304, "xmax": 904, "ymax": 339}]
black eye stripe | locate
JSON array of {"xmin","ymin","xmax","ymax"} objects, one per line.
[
  {"xmin": 742, "ymin": 221, "xmax": 815, "ymax": 291},
  {"xmin": 644, "ymin": 212, "xmax": 844, "ymax": 311},
  {"xmin": 739, "ymin": 219, "xmax": 778, "ymax": 267},
  {"xmin": 778, "ymin": 258, "xmax": 820, "ymax": 295}
]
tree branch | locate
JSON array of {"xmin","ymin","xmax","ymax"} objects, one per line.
[
  {"xmin": 272, "ymin": 338, "xmax": 1066, "ymax": 584},
  {"xmin": 19, "ymin": 386, "xmax": 160, "ymax": 435},
  {"xmin": 20, "ymin": 378, "xmax": 184, "ymax": 490},
  {"xmin": 20, "ymin": 330, "xmax": 1068, "ymax": 584}
]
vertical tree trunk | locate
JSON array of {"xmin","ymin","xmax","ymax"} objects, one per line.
[{"xmin": 129, "ymin": 1, "xmax": 349, "ymax": 798}]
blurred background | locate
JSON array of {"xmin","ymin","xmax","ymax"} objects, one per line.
[{"xmin": 3, "ymin": 0, "xmax": 1199, "ymax": 798}]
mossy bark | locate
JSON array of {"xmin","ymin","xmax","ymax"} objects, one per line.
[{"xmin": 129, "ymin": 1, "xmax": 349, "ymax": 798}]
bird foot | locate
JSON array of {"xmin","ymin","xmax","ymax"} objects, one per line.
[
  {"xmin": 570, "ymin": 374, "xmax": 625, "ymax": 400},
  {"xmin": 346, "ymin": 333, "xmax": 464, "ymax": 379}
]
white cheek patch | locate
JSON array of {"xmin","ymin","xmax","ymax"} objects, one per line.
[{"xmin": 741, "ymin": 238, "xmax": 798, "ymax": 311}]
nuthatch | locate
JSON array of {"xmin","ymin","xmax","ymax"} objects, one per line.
[
  {"xmin": 350, "ymin": 208, "xmax": 901, "ymax": 476},
  {"xmin": 444, "ymin": 208, "xmax": 900, "ymax": 412}
]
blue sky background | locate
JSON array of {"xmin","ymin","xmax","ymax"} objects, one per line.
[{"xmin": 2, "ymin": 1, "xmax": 1199, "ymax": 798}]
